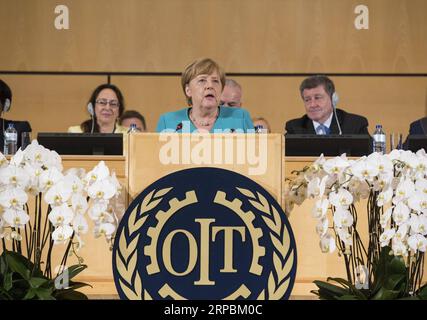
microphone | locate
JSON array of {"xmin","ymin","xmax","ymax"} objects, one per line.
[
  {"xmin": 87, "ymin": 102, "xmax": 95, "ymax": 133},
  {"xmin": 332, "ymin": 92, "xmax": 342, "ymax": 135},
  {"xmin": 175, "ymin": 122, "xmax": 183, "ymax": 132}
]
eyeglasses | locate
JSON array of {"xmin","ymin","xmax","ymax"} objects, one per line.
[{"xmin": 96, "ymin": 99, "xmax": 120, "ymax": 108}]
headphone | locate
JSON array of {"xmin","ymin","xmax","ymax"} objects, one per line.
[
  {"xmin": 87, "ymin": 102, "xmax": 94, "ymax": 116},
  {"xmin": 0, "ymin": 98, "xmax": 11, "ymax": 112},
  {"xmin": 332, "ymin": 92, "xmax": 339, "ymax": 109}
]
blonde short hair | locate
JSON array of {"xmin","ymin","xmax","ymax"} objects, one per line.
[{"xmin": 181, "ymin": 58, "xmax": 226, "ymax": 106}]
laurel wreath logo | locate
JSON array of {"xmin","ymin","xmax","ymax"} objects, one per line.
[
  {"xmin": 237, "ymin": 187, "xmax": 296, "ymax": 300},
  {"xmin": 115, "ymin": 185, "xmax": 295, "ymax": 300},
  {"xmin": 115, "ymin": 187, "xmax": 172, "ymax": 300}
]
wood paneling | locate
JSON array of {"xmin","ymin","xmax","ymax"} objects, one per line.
[
  {"xmin": 1, "ymin": 74, "xmax": 426, "ymax": 142},
  {"xmin": 1, "ymin": 0, "xmax": 426, "ymax": 73},
  {"xmin": 0, "ymin": 75, "xmax": 107, "ymax": 136}
]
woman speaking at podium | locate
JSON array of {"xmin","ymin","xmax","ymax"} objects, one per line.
[
  {"xmin": 156, "ymin": 58, "xmax": 254, "ymax": 133},
  {"xmin": 68, "ymin": 84, "xmax": 128, "ymax": 134}
]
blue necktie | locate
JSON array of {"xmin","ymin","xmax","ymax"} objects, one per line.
[{"xmin": 317, "ymin": 124, "xmax": 330, "ymax": 135}]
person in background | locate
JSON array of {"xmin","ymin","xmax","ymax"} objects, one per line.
[
  {"xmin": 119, "ymin": 110, "xmax": 147, "ymax": 132},
  {"xmin": 220, "ymin": 78, "xmax": 243, "ymax": 108},
  {"xmin": 408, "ymin": 117, "xmax": 427, "ymax": 135},
  {"xmin": 285, "ymin": 75, "xmax": 369, "ymax": 135},
  {"xmin": 252, "ymin": 117, "xmax": 271, "ymax": 133},
  {"xmin": 0, "ymin": 79, "xmax": 32, "ymax": 149},
  {"xmin": 68, "ymin": 83, "xmax": 128, "ymax": 133},
  {"xmin": 156, "ymin": 58, "xmax": 253, "ymax": 133}
]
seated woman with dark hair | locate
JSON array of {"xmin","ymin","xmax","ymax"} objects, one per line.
[
  {"xmin": 0, "ymin": 79, "xmax": 32, "ymax": 150},
  {"xmin": 156, "ymin": 58, "xmax": 254, "ymax": 133},
  {"xmin": 68, "ymin": 84, "xmax": 128, "ymax": 133}
]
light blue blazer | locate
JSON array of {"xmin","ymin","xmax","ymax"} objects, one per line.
[{"xmin": 156, "ymin": 106, "xmax": 254, "ymax": 133}]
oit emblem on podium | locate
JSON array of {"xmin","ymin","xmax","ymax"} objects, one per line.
[{"xmin": 113, "ymin": 168, "xmax": 297, "ymax": 300}]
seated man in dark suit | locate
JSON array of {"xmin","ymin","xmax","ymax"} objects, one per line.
[
  {"xmin": 285, "ymin": 75, "xmax": 369, "ymax": 135},
  {"xmin": 408, "ymin": 117, "xmax": 427, "ymax": 135},
  {"xmin": 0, "ymin": 79, "xmax": 32, "ymax": 150}
]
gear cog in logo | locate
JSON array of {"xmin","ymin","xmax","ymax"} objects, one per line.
[{"xmin": 113, "ymin": 167, "xmax": 297, "ymax": 300}]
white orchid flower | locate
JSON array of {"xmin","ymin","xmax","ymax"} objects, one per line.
[
  {"xmin": 0, "ymin": 165, "xmax": 30, "ymax": 189},
  {"xmin": 380, "ymin": 207, "xmax": 393, "ymax": 228},
  {"xmin": 10, "ymin": 148, "xmax": 25, "ymax": 166},
  {"xmin": 335, "ymin": 227, "xmax": 353, "ymax": 247},
  {"xmin": 329, "ymin": 188, "xmax": 353, "ymax": 208},
  {"xmin": 393, "ymin": 178, "xmax": 415, "ymax": 204},
  {"xmin": 333, "ymin": 207, "xmax": 354, "ymax": 228},
  {"xmin": 88, "ymin": 179, "xmax": 116, "ymax": 200},
  {"xmin": 71, "ymin": 194, "xmax": 88, "ymax": 215},
  {"xmin": 44, "ymin": 150, "xmax": 63, "ymax": 171},
  {"xmin": 392, "ymin": 202, "xmax": 411, "ymax": 226},
  {"xmin": 391, "ymin": 238, "xmax": 408, "ymax": 257},
  {"xmin": 407, "ymin": 191, "xmax": 427, "ymax": 213},
  {"xmin": 380, "ymin": 228, "xmax": 396, "ymax": 247},
  {"xmin": 44, "ymin": 180, "xmax": 72, "ymax": 206},
  {"xmin": 3, "ymin": 207, "xmax": 30, "ymax": 228},
  {"xmin": 400, "ymin": 150, "xmax": 420, "ymax": 170},
  {"xmin": 39, "ymin": 167, "xmax": 63, "ymax": 192},
  {"xmin": 0, "ymin": 152, "xmax": 8, "ymax": 168},
  {"xmin": 312, "ymin": 198, "xmax": 329, "ymax": 219},
  {"xmin": 415, "ymin": 178, "xmax": 427, "ymax": 194},
  {"xmin": 22, "ymin": 163, "xmax": 42, "ymax": 195},
  {"xmin": 64, "ymin": 172, "xmax": 84, "ymax": 194},
  {"xmin": 85, "ymin": 161, "xmax": 110, "ymax": 185},
  {"xmin": 0, "ymin": 187, "xmax": 28, "ymax": 209},
  {"xmin": 369, "ymin": 153, "xmax": 393, "ymax": 177},
  {"xmin": 24, "ymin": 140, "xmax": 49, "ymax": 165},
  {"xmin": 48, "ymin": 203, "xmax": 74, "ymax": 227},
  {"xmin": 52, "ymin": 225, "xmax": 73, "ymax": 244},
  {"xmin": 316, "ymin": 218, "xmax": 329, "ymax": 237},
  {"xmin": 409, "ymin": 214, "xmax": 427, "ymax": 236},
  {"xmin": 307, "ymin": 176, "xmax": 328, "ymax": 198},
  {"xmin": 395, "ymin": 223, "xmax": 409, "ymax": 241},
  {"xmin": 0, "ymin": 217, "xmax": 5, "ymax": 238},
  {"xmin": 94, "ymin": 222, "xmax": 115, "ymax": 239},
  {"xmin": 387, "ymin": 149, "xmax": 403, "ymax": 161},
  {"xmin": 377, "ymin": 187, "xmax": 393, "ymax": 207},
  {"xmin": 352, "ymin": 157, "xmax": 379, "ymax": 181},
  {"xmin": 407, "ymin": 234, "xmax": 427, "ymax": 253},
  {"xmin": 73, "ymin": 214, "xmax": 89, "ymax": 234},
  {"xmin": 319, "ymin": 233, "xmax": 336, "ymax": 253},
  {"xmin": 88, "ymin": 201, "xmax": 109, "ymax": 221},
  {"xmin": 323, "ymin": 156, "xmax": 350, "ymax": 177}
]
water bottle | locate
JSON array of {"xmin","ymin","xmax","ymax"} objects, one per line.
[
  {"xmin": 127, "ymin": 123, "xmax": 141, "ymax": 133},
  {"xmin": 3, "ymin": 123, "xmax": 18, "ymax": 155},
  {"xmin": 255, "ymin": 125, "xmax": 266, "ymax": 133},
  {"xmin": 373, "ymin": 124, "xmax": 386, "ymax": 154}
]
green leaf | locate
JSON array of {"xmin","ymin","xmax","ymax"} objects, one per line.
[
  {"xmin": 29, "ymin": 277, "xmax": 49, "ymax": 289},
  {"xmin": 337, "ymin": 295, "xmax": 361, "ymax": 300},
  {"xmin": 23, "ymin": 288, "xmax": 36, "ymax": 300},
  {"xmin": 417, "ymin": 284, "xmax": 427, "ymax": 300},
  {"xmin": 313, "ymin": 280, "xmax": 350, "ymax": 299},
  {"xmin": 55, "ymin": 289, "xmax": 88, "ymax": 300},
  {"xmin": 65, "ymin": 264, "xmax": 87, "ymax": 280},
  {"xmin": 389, "ymin": 256, "xmax": 406, "ymax": 275},
  {"xmin": 327, "ymin": 277, "xmax": 367, "ymax": 300},
  {"xmin": 4, "ymin": 272, "xmax": 13, "ymax": 291},
  {"xmin": 372, "ymin": 287, "xmax": 400, "ymax": 300},
  {"xmin": 384, "ymin": 274, "xmax": 405, "ymax": 291},
  {"xmin": 5, "ymin": 252, "xmax": 31, "ymax": 280},
  {"xmin": 0, "ymin": 255, "xmax": 7, "ymax": 275},
  {"xmin": 67, "ymin": 281, "xmax": 92, "ymax": 290},
  {"xmin": 34, "ymin": 287, "xmax": 55, "ymax": 300}
]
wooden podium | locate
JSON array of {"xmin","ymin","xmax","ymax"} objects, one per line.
[{"xmin": 72, "ymin": 133, "xmax": 285, "ymax": 298}]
